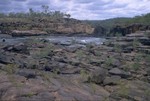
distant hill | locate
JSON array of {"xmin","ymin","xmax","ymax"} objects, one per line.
[{"xmin": 83, "ymin": 13, "xmax": 150, "ymax": 36}]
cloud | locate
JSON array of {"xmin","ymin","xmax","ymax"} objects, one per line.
[{"xmin": 0, "ymin": 0, "xmax": 150, "ymax": 20}]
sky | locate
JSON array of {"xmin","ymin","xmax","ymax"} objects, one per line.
[{"xmin": 0, "ymin": 0, "xmax": 150, "ymax": 20}]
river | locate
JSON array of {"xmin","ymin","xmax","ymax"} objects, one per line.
[{"xmin": 0, "ymin": 35, "xmax": 106, "ymax": 45}]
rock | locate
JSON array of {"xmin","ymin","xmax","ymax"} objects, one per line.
[
  {"xmin": 53, "ymin": 56, "xmax": 69, "ymax": 63},
  {"xmin": 17, "ymin": 69, "xmax": 37, "ymax": 79},
  {"xmin": 11, "ymin": 30, "xmax": 48, "ymax": 37},
  {"xmin": 109, "ymin": 68, "xmax": 131, "ymax": 78},
  {"xmin": 109, "ymin": 24, "xmax": 147, "ymax": 36},
  {"xmin": 122, "ymin": 46, "xmax": 133, "ymax": 53},
  {"xmin": 111, "ymin": 80, "xmax": 150, "ymax": 101},
  {"xmin": 146, "ymin": 68, "xmax": 150, "ymax": 76},
  {"xmin": 89, "ymin": 58, "xmax": 104, "ymax": 66},
  {"xmin": 139, "ymin": 37, "xmax": 150, "ymax": 46},
  {"xmin": 88, "ymin": 68, "xmax": 107, "ymax": 84},
  {"xmin": 93, "ymin": 25, "xmax": 107, "ymax": 37},
  {"xmin": 103, "ymin": 76, "xmax": 121, "ymax": 85},
  {"xmin": 3, "ymin": 43, "xmax": 29, "ymax": 54},
  {"xmin": 60, "ymin": 67, "xmax": 80, "ymax": 74},
  {"xmin": 0, "ymin": 53, "xmax": 13, "ymax": 64}
]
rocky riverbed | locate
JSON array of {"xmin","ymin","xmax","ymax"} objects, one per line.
[{"xmin": 0, "ymin": 32, "xmax": 150, "ymax": 101}]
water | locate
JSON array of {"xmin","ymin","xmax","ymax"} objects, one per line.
[
  {"xmin": 0, "ymin": 36, "xmax": 106, "ymax": 45},
  {"xmin": 44, "ymin": 36, "xmax": 106, "ymax": 45}
]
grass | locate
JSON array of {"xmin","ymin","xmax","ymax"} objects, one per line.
[
  {"xmin": 80, "ymin": 69, "xmax": 89, "ymax": 81},
  {"xmin": 132, "ymin": 62, "xmax": 141, "ymax": 71},
  {"xmin": 76, "ymin": 50, "xmax": 85, "ymax": 61},
  {"xmin": 132, "ymin": 37, "xmax": 140, "ymax": 51},
  {"xmin": 90, "ymin": 83, "xmax": 97, "ymax": 94},
  {"xmin": 118, "ymin": 82, "xmax": 129, "ymax": 98},
  {"xmin": 32, "ymin": 43, "xmax": 54, "ymax": 59},
  {"xmin": 105, "ymin": 57, "xmax": 114, "ymax": 67},
  {"xmin": 21, "ymin": 92, "xmax": 37, "ymax": 98},
  {"xmin": 3, "ymin": 64, "xmax": 18, "ymax": 74},
  {"xmin": 40, "ymin": 71, "xmax": 52, "ymax": 83},
  {"xmin": 8, "ymin": 75, "xmax": 23, "ymax": 88}
]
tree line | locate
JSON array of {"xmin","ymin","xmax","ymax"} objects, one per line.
[
  {"xmin": 85, "ymin": 13, "xmax": 150, "ymax": 29},
  {"xmin": 0, "ymin": 5, "xmax": 71, "ymax": 19}
]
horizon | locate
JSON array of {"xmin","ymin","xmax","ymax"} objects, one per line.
[{"xmin": 0, "ymin": 0, "xmax": 150, "ymax": 20}]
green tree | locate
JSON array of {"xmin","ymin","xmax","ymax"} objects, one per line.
[{"xmin": 42, "ymin": 5, "xmax": 49, "ymax": 14}]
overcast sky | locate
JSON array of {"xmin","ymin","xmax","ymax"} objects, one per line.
[{"xmin": 0, "ymin": 0, "xmax": 150, "ymax": 20}]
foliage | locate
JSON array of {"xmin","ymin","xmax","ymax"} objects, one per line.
[
  {"xmin": 0, "ymin": 5, "xmax": 71, "ymax": 20},
  {"xmin": 132, "ymin": 38, "xmax": 140, "ymax": 51},
  {"xmin": 85, "ymin": 13, "xmax": 150, "ymax": 29},
  {"xmin": 105, "ymin": 57, "xmax": 114, "ymax": 67},
  {"xmin": 3, "ymin": 64, "xmax": 18, "ymax": 74},
  {"xmin": 84, "ymin": 13, "xmax": 150, "ymax": 36}
]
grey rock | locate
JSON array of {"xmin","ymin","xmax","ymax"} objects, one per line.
[
  {"xmin": 3, "ymin": 43, "xmax": 29, "ymax": 54},
  {"xmin": 109, "ymin": 68, "xmax": 131, "ymax": 78},
  {"xmin": 103, "ymin": 76, "xmax": 121, "ymax": 85},
  {"xmin": 111, "ymin": 80, "xmax": 150, "ymax": 101},
  {"xmin": 17, "ymin": 69, "xmax": 37, "ymax": 79},
  {"xmin": 89, "ymin": 68, "xmax": 107, "ymax": 84},
  {"xmin": 0, "ymin": 53, "xmax": 13, "ymax": 64}
]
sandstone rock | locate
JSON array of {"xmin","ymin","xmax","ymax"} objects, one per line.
[{"xmin": 11, "ymin": 30, "xmax": 48, "ymax": 37}]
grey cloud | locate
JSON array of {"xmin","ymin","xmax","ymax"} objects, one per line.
[
  {"xmin": 0, "ymin": 0, "xmax": 150, "ymax": 20},
  {"xmin": 13, "ymin": 0, "xmax": 27, "ymax": 2},
  {"xmin": 74, "ymin": 0, "xmax": 93, "ymax": 4},
  {"xmin": 27, "ymin": 0, "xmax": 50, "ymax": 6},
  {"xmin": 0, "ymin": 0, "xmax": 11, "ymax": 5}
]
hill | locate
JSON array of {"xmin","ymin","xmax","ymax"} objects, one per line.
[{"xmin": 84, "ymin": 13, "xmax": 150, "ymax": 37}]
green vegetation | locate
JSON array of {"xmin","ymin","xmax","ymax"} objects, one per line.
[
  {"xmin": 0, "ymin": 5, "xmax": 70, "ymax": 20},
  {"xmin": 105, "ymin": 57, "xmax": 114, "ymax": 67},
  {"xmin": 132, "ymin": 38, "xmax": 140, "ymax": 51},
  {"xmin": 3, "ymin": 64, "xmax": 18, "ymax": 74},
  {"xmin": 118, "ymin": 82, "xmax": 129, "ymax": 98},
  {"xmin": 21, "ymin": 92, "xmax": 37, "ymax": 98},
  {"xmin": 80, "ymin": 69, "xmax": 89, "ymax": 81},
  {"xmin": 85, "ymin": 13, "xmax": 150, "ymax": 29},
  {"xmin": 84, "ymin": 13, "xmax": 150, "ymax": 36},
  {"xmin": 114, "ymin": 43, "xmax": 122, "ymax": 56},
  {"xmin": 0, "ymin": 5, "xmax": 72, "ymax": 34}
]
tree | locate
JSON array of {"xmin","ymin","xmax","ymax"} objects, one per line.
[
  {"xmin": 42, "ymin": 5, "xmax": 49, "ymax": 14},
  {"xmin": 65, "ymin": 14, "xmax": 71, "ymax": 18},
  {"xmin": 0, "ymin": 13, "xmax": 6, "ymax": 18}
]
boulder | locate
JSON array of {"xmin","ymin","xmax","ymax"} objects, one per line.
[
  {"xmin": 103, "ymin": 76, "xmax": 121, "ymax": 85},
  {"xmin": 17, "ymin": 69, "xmax": 37, "ymax": 79},
  {"xmin": 3, "ymin": 43, "xmax": 29, "ymax": 54},
  {"xmin": 88, "ymin": 68, "xmax": 107, "ymax": 84},
  {"xmin": 0, "ymin": 53, "xmax": 13, "ymax": 64},
  {"xmin": 109, "ymin": 68, "xmax": 131, "ymax": 78}
]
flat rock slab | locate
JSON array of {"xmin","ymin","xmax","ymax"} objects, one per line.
[
  {"xmin": 109, "ymin": 68, "xmax": 131, "ymax": 78},
  {"xmin": 103, "ymin": 76, "xmax": 121, "ymax": 85}
]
